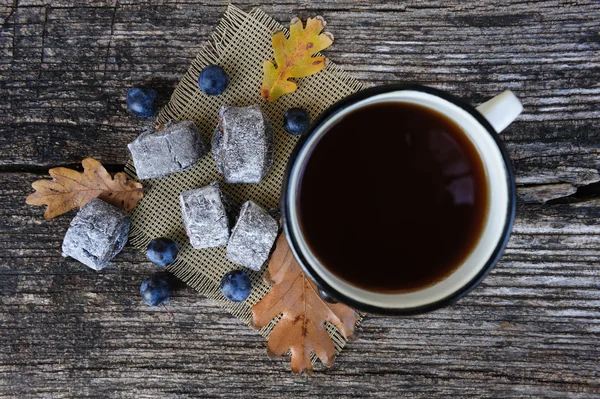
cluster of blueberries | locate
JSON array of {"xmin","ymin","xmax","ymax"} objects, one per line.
[
  {"xmin": 142, "ymin": 238, "xmax": 251, "ymax": 306},
  {"xmin": 126, "ymin": 64, "xmax": 311, "ymax": 135},
  {"xmin": 132, "ymin": 64, "xmax": 311, "ymax": 308}
]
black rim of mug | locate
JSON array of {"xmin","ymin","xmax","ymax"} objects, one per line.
[{"xmin": 280, "ymin": 84, "xmax": 517, "ymax": 316}]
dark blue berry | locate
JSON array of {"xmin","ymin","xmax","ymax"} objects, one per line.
[
  {"xmin": 146, "ymin": 237, "xmax": 178, "ymax": 267},
  {"xmin": 198, "ymin": 65, "xmax": 229, "ymax": 95},
  {"xmin": 126, "ymin": 87, "xmax": 158, "ymax": 118},
  {"xmin": 140, "ymin": 274, "xmax": 171, "ymax": 306},
  {"xmin": 220, "ymin": 270, "xmax": 251, "ymax": 302},
  {"xmin": 283, "ymin": 108, "xmax": 311, "ymax": 136}
]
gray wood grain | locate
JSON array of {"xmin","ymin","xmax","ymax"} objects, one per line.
[{"xmin": 1, "ymin": 0, "xmax": 599, "ymax": 397}]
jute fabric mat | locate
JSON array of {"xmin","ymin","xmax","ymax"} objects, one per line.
[{"xmin": 124, "ymin": 4, "xmax": 365, "ymax": 362}]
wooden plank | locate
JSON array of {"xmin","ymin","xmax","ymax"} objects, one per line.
[
  {"xmin": 1, "ymin": 172, "xmax": 599, "ymax": 397},
  {"xmin": 1, "ymin": 2, "xmax": 599, "ymax": 180},
  {"xmin": 1, "ymin": 0, "xmax": 600, "ymax": 397}
]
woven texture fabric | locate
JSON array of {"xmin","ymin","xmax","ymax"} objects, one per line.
[{"xmin": 124, "ymin": 5, "xmax": 365, "ymax": 360}]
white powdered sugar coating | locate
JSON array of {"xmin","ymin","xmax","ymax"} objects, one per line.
[
  {"xmin": 180, "ymin": 182, "xmax": 232, "ymax": 249},
  {"xmin": 226, "ymin": 201, "xmax": 278, "ymax": 271},
  {"xmin": 212, "ymin": 105, "xmax": 273, "ymax": 184},
  {"xmin": 62, "ymin": 198, "xmax": 131, "ymax": 270},
  {"xmin": 128, "ymin": 120, "xmax": 207, "ymax": 180}
]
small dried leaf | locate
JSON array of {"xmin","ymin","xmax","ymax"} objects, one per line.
[
  {"xmin": 261, "ymin": 16, "xmax": 334, "ymax": 102},
  {"xmin": 26, "ymin": 158, "xmax": 144, "ymax": 219},
  {"xmin": 251, "ymin": 234, "xmax": 359, "ymax": 375}
]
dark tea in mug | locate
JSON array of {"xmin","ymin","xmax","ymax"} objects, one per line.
[{"xmin": 297, "ymin": 102, "xmax": 489, "ymax": 293}]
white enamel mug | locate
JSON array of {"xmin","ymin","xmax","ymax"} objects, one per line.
[{"xmin": 281, "ymin": 85, "xmax": 523, "ymax": 315}]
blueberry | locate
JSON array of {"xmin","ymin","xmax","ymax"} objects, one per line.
[
  {"xmin": 198, "ymin": 65, "xmax": 229, "ymax": 95},
  {"xmin": 283, "ymin": 108, "xmax": 311, "ymax": 136},
  {"xmin": 146, "ymin": 237, "xmax": 179, "ymax": 267},
  {"xmin": 220, "ymin": 270, "xmax": 251, "ymax": 302},
  {"xmin": 140, "ymin": 274, "xmax": 171, "ymax": 306},
  {"xmin": 126, "ymin": 87, "xmax": 158, "ymax": 118}
]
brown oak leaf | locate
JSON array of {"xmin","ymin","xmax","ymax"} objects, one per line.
[
  {"xmin": 26, "ymin": 157, "xmax": 144, "ymax": 219},
  {"xmin": 251, "ymin": 234, "xmax": 359, "ymax": 375},
  {"xmin": 260, "ymin": 16, "xmax": 334, "ymax": 102}
]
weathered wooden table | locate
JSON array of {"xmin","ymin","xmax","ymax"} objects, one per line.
[{"xmin": 1, "ymin": 1, "xmax": 599, "ymax": 397}]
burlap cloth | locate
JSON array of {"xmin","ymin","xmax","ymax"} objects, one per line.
[{"xmin": 124, "ymin": 5, "xmax": 365, "ymax": 362}]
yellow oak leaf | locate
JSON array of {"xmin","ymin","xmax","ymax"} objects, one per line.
[
  {"xmin": 251, "ymin": 234, "xmax": 359, "ymax": 375},
  {"xmin": 261, "ymin": 16, "xmax": 334, "ymax": 102},
  {"xmin": 26, "ymin": 158, "xmax": 144, "ymax": 219}
]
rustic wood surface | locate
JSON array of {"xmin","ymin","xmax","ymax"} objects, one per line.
[{"xmin": 1, "ymin": 1, "xmax": 599, "ymax": 397}]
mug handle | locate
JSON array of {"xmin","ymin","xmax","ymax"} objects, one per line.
[{"xmin": 475, "ymin": 90, "xmax": 523, "ymax": 133}]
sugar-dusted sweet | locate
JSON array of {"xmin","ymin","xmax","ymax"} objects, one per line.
[
  {"xmin": 180, "ymin": 182, "xmax": 232, "ymax": 249},
  {"xmin": 212, "ymin": 105, "xmax": 274, "ymax": 184},
  {"xmin": 226, "ymin": 201, "xmax": 278, "ymax": 271},
  {"xmin": 62, "ymin": 198, "xmax": 131, "ymax": 270},
  {"xmin": 128, "ymin": 120, "xmax": 207, "ymax": 180}
]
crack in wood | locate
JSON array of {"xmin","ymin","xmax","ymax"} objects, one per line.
[
  {"xmin": 36, "ymin": 5, "xmax": 48, "ymax": 88},
  {"xmin": 0, "ymin": 163, "xmax": 126, "ymax": 174},
  {"xmin": 0, "ymin": 0, "xmax": 17, "ymax": 30},
  {"xmin": 103, "ymin": 0, "xmax": 118, "ymax": 80},
  {"xmin": 547, "ymin": 181, "xmax": 600, "ymax": 204}
]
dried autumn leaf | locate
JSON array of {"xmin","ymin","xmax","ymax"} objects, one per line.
[
  {"xmin": 26, "ymin": 158, "xmax": 144, "ymax": 219},
  {"xmin": 251, "ymin": 234, "xmax": 359, "ymax": 375},
  {"xmin": 261, "ymin": 16, "xmax": 334, "ymax": 102}
]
